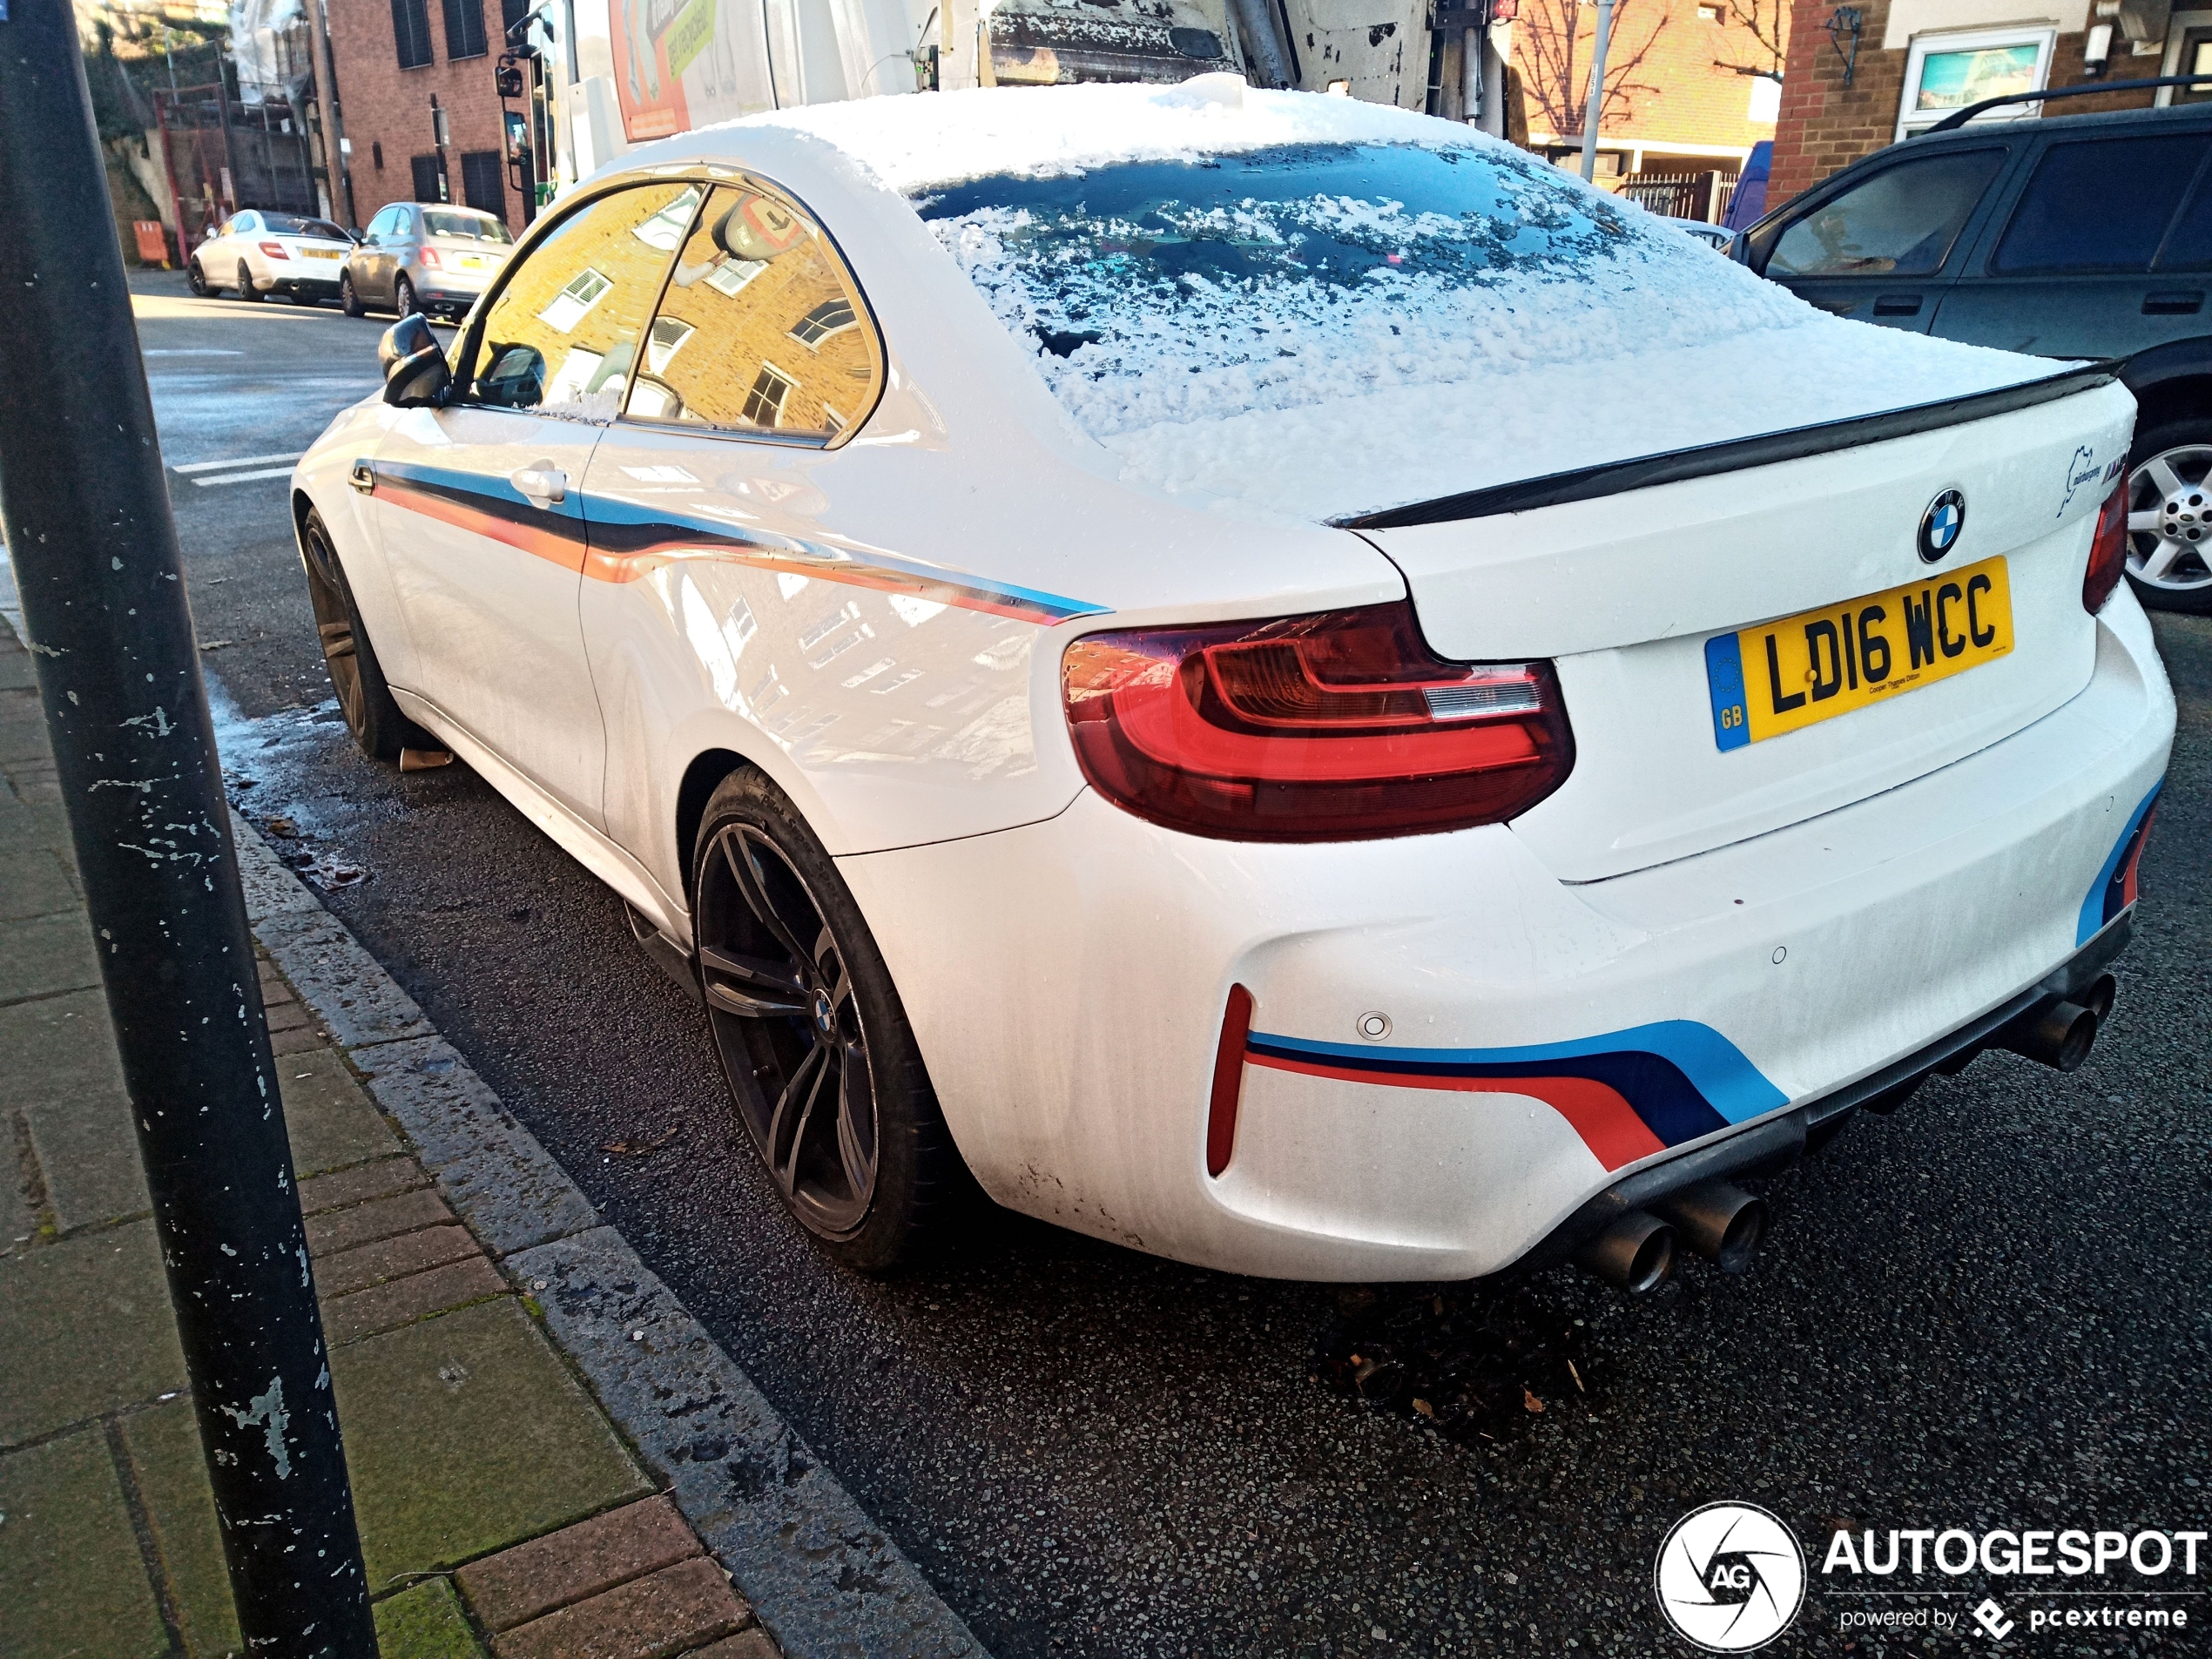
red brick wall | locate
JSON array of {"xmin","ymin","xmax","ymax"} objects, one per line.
[
  {"xmin": 1770, "ymin": 0, "xmax": 2163, "ymax": 207},
  {"xmin": 326, "ymin": 0, "xmax": 524, "ymax": 234},
  {"xmin": 1514, "ymin": 0, "xmax": 1789, "ymax": 153}
]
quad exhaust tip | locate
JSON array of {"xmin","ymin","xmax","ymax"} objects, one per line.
[
  {"xmin": 1575, "ymin": 1211, "xmax": 1677, "ymax": 1296},
  {"xmin": 1652, "ymin": 1179, "xmax": 1767, "ymax": 1275}
]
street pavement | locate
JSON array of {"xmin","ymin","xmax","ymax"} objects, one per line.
[
  {"xmin": 0, "ymin": 622, "xmax": 779, "ymax": 1659},
  {"xmin": 109, "ymin": 271, "xmax": 2212, "ymax": 1656}
]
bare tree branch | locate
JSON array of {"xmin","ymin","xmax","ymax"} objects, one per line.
[
  {"xmin": 1714, "ymin": 0, "xmax": 1789, "ymax": 78},
  {"xmin": 1515, "ymin": 0, "xmax": 1669, "ymax": 139}
]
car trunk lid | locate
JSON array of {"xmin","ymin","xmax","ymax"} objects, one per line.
[{"xmin": 1352, "ymin": 373, "xmax": 2137, "ymax": 881}]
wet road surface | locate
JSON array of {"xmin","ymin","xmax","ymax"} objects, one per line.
[{"xmin": 81, "ymin": 273, "xmax": 2212, "ymax": 1656}]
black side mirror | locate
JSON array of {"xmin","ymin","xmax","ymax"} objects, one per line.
[{"xmin": 379, "ymin": 314, "xmax": 453, "ymax": 408}]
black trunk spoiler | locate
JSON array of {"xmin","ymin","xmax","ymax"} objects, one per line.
[{"xmin": 1332, "ymin": 361, "xmax": 2119, "ymax": 531}]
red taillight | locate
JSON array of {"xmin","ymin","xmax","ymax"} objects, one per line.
[
  {"xmin": 1062, "ymin": 601, "xmax": 1575, "ymax": 842},
  {"xmin": 418, "ymin": 246, "xmax": 443, "ymax": 268},
  {"xmin": 259, "ymin": 240, "xmax": 289, "ymax": 259},
  {"xmin": 2085, "ymin": 477, "xmax": 2129, "ymax": 613}
]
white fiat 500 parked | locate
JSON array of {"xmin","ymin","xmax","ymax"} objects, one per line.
[{"xmin": 290, "ymin": 81, "xmax": 2173, "ymax": 1288}]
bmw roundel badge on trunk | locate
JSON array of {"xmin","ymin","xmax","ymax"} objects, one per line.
[{"xmin": 1919, "ymin": 489, "xmax": 1966, "ymax": 562}]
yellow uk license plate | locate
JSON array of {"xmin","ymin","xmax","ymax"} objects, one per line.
[
  {"xmin": 462, "ymin": 254, "xmax": 485, "ymax": 270},
  {"xmin": 1704, "ymin": 555, "xmax": 2013, "ymax": 750},
  {"xmin": 305, "ymin": 248, "xmax": 341, "ymax": 260}
]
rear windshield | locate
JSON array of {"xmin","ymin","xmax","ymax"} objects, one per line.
[
  {"xmin": 912, "ymin": 141, "xmax": 1796, "ymax": 439},
  {"xmin": 264, "ymin": 214, "xmax": 349, "ymax": 240},
  {"xmin": 425, "ymin": 211, "xmax": 513, "ymax": 243}
]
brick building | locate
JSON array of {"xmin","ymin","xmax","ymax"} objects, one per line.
[
  {"xmin": 327, "ymin": 0, "xmax": 531, "ymax": 233},
  {"xmin": 1514, "ymin": 0, "xmax": 1789, "ymax": 181},
  {"xmin": 1769, "ymin": 0, "xmax": 2178, "ymax": 204}
]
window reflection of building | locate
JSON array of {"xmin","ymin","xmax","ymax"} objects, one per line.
[
  {"xmin": 467, "ymin": 181, "xmax": 697, "ymax": 410},
  {"xmin": 630, "ymin": 181, "xmax": 882, "ymax": 440}
]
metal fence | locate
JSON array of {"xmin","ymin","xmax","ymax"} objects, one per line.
[{"xmin": 1620, "ymin": 170, "xmax": 1739, "ymax": 225}]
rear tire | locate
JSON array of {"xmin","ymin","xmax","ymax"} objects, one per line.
[
  {"xmin": 340, "ymin": 271, "xmax": 364, "ymax": 318},
  {"xmin": 394, "ymin": 273, "xmax": 417, "ymax": 319},
  {"xmin": 691, "ymin": 769, "xmax": 966, "ymax": 1271},
  {"xmin": 297, "ymin": 508, "xmax": 428, "ymax": 760},
  {"xmin": 2124, "ymin": 420, "xmax": 2212, "ymax": 615},
  {"xmin": 186, "ymin": 258, "xmax": 209, "ymax": 297},
  {"xmin": 237, "ymin": 261, "xmax": 261, "ymax": 302}
]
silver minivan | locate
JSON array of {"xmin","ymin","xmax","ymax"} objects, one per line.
[{"xmin": 340, "ymin": 202, "xmax": 513, "ymax": 320}]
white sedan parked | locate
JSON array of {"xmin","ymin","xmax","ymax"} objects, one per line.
[
  {"xmin": 190, "ymin": 209, "xmax": 356, "ymax": 305},
  {"xmin": 291, "ymin": 81, "xmax": 2173, "ymax": 1288}
]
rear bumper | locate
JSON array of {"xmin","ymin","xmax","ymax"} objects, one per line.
[
  {"xmin": 266, "ymin": 273, "xmax": 341, "ymax": 297},
  {"xmin": 839, "ymin": 595, "xmax": 2175, "ymax": 1282},
  {"xmin": 416, "ymin": 280, "xmax": 490, "ymax": 312}
]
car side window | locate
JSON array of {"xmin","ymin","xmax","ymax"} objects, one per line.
[
  {"xmin": 623, "ymin": 179, "xmax": 883, "ymax": 442},
  {"xmin": 2143, "ymin": 142, "xmax": 2212, "ymax": 270},
  {"xmin": 236, "ymin": 212, "xmax": 260, "ymax": 234},
  {"xmin": 1764, "ymin": 150, "xmax": 2006, "ymax": 279},
  {"xmin": 367, "ymin": 206, "xmax": 397, "ymax": 241},
  {"xmin": 460, "ymin": 181, "xmax": 699, "ymax": 415},
  {"xmin": 1992, "ymin": 134, "xmax": 2212, "ymax": 275}
]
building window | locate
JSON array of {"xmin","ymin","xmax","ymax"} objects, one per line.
[
  {"xmin": 1896, "ymin": 27, "xmax": 2054, "ymax": 141},
  {"xmin": 391, "ymin": 0, "xmax": 435, "ymax": 68},
  {"xmin": 460, "ymin": 150, "xmax": 506, "ymax": 219},
  {"xmin": 742, "ymin": 364, "xmax": 796, "ymax": 428},
  {"xmin": 2156, "ymin": 17, "xmax": 2212, "ymax": 106},
  {"xmin": 442, "ymin": 0, "xmax": 488, "ymax": 60},
  {"xmin": 645, "ymin": 317, "xmax": 695, "ymax": 374},
  {"xmin": 411, "ymin": 153, "xmax": 445, "ymax": 204},
  {"xmin": 502, "ymin": 0, "xmax": 532, "ymax": 37},
  {"xmin": 789, "ymin": 297, "xmax": 858, "ymax": 348},
  {"xmin": 538, "ymin": 267, "xmax": 611, "ymax": 333}
]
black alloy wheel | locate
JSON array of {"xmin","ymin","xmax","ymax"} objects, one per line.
[
  {"xmin": 691, "ymin": 770, "xmax": 962, "ymax": 1270},
  {"xmin": 340, "ymin": 271, "xmax": 364, "ymax": 318},
  {"xmin": 186, "ymin": 258, "xmax": 209, "ymax": 297},
  {"xmin": 237, "ymin": 260, "xmax": 261, "ymax": 301},
  {"xmin": 297, "ymin": 508, "xmax": 428, "ymax": 759},
  {"xmin": 394, "ymin": 273, "xmax": 417, "ymax": 319}
]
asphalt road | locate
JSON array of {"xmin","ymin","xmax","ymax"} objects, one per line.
[{"xmin": 81, "ymin": 273, "xmax": 2212, "ymax": 1656}]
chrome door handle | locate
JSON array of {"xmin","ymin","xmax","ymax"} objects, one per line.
[
  {"xmin": 509, "ymin": 466, "xmax": 567, "ymax": 504},
  {"xmin": 349, "ymin": 459, "xmax": 376, "ymax": 494}
]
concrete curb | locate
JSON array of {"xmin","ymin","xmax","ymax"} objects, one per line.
[{"xmin": 230, "ymin": 812, "xmax": 983, "ymax": 1659}]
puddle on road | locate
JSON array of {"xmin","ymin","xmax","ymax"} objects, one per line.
[{"xmin": 207, "ymin": 677, "xmax": 377, "ymax": 890}]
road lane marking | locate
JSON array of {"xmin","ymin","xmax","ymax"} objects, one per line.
[
  {"xmin": 173, "ymin": 452, "xmax": 305, "ymax": 475},
  {"xmin": 145, "ymin": 348, "xmax": 245, "ymax": 357},
  {"xmin": 192, "ymin": 466, "xmax": 300, "ymax": 487}
]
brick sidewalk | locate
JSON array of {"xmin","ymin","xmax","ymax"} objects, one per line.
[{"xmin": 0, "ymin": 622, "xmax": 782, "ymax": 1659}]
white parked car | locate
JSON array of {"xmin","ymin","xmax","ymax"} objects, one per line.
[
  {"xmin": 290, "ymin": 82, "xmax": 2173, "ymax": 1288},
  {"xmin": 190, "ymin": 209, "xmax": 356, "ymax": 305}
]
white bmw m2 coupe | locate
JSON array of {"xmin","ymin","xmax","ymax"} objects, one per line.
[{"xmin": 290, "ymin": 81, "xmax": 2173, "ymax": 1290}]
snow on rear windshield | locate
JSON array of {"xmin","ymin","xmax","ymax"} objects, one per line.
[{"xmin": 911, "ymin": 141, "xmax": 1811, "ymax": 441}]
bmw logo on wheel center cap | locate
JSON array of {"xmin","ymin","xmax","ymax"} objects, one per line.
[{"xmin": 1919, "ymin": 489, "xmax": 1966, "ymax": 563}]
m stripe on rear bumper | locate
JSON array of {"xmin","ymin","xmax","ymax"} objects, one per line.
[{"xmin": 1243, "ymin": 1022, "xmax": 1786, "ymax": 1174}]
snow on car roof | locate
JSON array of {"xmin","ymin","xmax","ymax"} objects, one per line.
[
  {"xmin": 729, "ymin": 84, "xmax": 2066, "ymax": 523},
  {"xmin": 732, "ymin": 76, "xmax": 1434, "ymax": 193}
]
